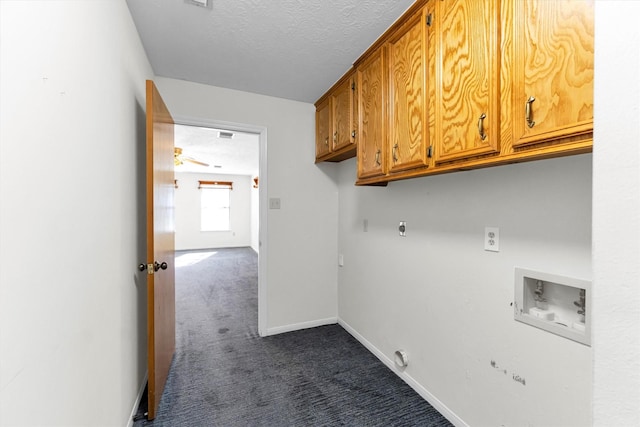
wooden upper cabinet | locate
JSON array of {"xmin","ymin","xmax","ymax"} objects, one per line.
[
  {"xmin": 357, "ymin": 47, "xmax": 387, "ymax": 179},
  {"xmin": 434, "ymin": 0, "xmax": 501, "ymax": 163},
  {"xmin": 387, "ymin": 6, "xmax": 431, "ymax": 174},
  {"xmin": 315, "ymin": 0, "xmax": 594, "ymax": 184},
  {"xmin": 315, "ymin": 70, "xmax": 357, "ymax": 162},
  {"xmin": 331, "ymin": 77, "xmax": 357, "ymax": 152},
  {"xmin": 512, "ymin": 0, "xmax": 594, "ymax": 148},
  {"xmin": 315, "ymin": 97, "xmax": 331, "ymax": 159}
]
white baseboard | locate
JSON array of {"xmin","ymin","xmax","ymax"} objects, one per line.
[
  {"xmin": 265, "ymin": 317, "xmax": 337, "ymax": 336},
  {"xmin": 127, "ymin": 372, "xmax": 148, "ymax": 427},
  {"xmin": 131, "ymin": 320, "xmax": 464, "ymax": 425},
  {"xmin": 337, "ymin": 318, "xmax": 468, "ymax": 427}
]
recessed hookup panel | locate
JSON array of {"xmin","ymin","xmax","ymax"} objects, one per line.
[{"xmin": 514, "ymin": 267, "xmax": 591, "ymax": 346}]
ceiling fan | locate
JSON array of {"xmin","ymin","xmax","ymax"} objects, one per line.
[{"xmin": 174, "ymin": 147, "xmax": 209, "ymax": 167}]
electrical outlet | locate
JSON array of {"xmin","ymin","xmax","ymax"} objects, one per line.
[{"xmin": 484, "ymin": 227, "xmax": 499, "ymax": 252}]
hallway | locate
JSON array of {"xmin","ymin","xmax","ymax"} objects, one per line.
[{"xmin": 136, "ymin": 248, "xmax": 451, "ymax": 426}]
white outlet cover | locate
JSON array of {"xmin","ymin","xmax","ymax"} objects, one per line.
[{"xmin": 484, "ymin": 227, "xmax": 499, "ymax": 252}]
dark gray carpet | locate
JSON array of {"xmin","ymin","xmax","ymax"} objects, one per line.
[{"xmin": 135, "ymin": 247, "xmax": 453, "ymax": 426}]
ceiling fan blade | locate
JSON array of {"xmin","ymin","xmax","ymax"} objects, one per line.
[{"xmin": 184, "ymin": 157, "xmax": 209, "ymax": 167}]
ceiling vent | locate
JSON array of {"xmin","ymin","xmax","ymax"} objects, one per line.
[
  {"xmin": 218, "ymin": 131, "xmax": 234, "ymax": 139},
  {"xmin": 185, "ymin": 0, "xmax": 211, "ymax": 9}
]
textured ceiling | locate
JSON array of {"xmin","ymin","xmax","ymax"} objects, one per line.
[
  {"xmin": 126, "ymin": 0, "xmax": 416, "ymax": 103},
  {"xmin": 174, "ymin": 124, "xmax": 259, "ymax": 176}
]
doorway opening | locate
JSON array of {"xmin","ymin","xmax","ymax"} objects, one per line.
[{"xmin": 173, "ymin": 117, "xmax": 268, "ymax": 337}]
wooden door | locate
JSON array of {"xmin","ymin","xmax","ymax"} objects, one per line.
[
  {"xmin": 315, "ymin": 97, "xmax": 331, "ymax": 159},
  {"xmin": 145, "ymin": 80, "xmax": 176, "ymax": 420},
  {"xmin": 331, "ymin": 76, "xmax": 355, "ymax": 152},
  {"xmin": 512, "ymin": 0, "xmax": 594, "ymax": 148},
  {"xmin": 387, "ymin": 6, "xmax": 430, "ymax": 174},
  {"xmin": 357, "ymin": 47, "xmax": 387, "ymax": 180},
  {"xmin": 434, "ymin": 0, "xmax": 500, "ymax": 163}
]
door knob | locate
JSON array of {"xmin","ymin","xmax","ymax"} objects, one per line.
[
  {"xmin": 139, "ymin": 262, "xmax": 168, "ymax": 272},
  {"xmin": 154, "ymin": 261, "xmax": 168, "ymax": 271}
]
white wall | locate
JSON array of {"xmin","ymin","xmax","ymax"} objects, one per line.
[
  {"xmin": 337, "ymin": 154, "xmax": 593, "ymax": 426},
  {"xmin": 251, "ymin": 179, "xmax": 260, "ymax": 253},
  {"xmin": 0, "ymin": 1, "xmax": 153, "ymax": 425},
  {"xmin": 155, "ymin": 77, "xmax": 339, "ymax": 333},
  {"xmin": 0, "ymin": 2, "xmax": 635, "ymax": 426},
  {"xmin": 175, "ymin": 172, "xmax": 253, "ymax": 250},
  {"xmin": 592, "ymin": 2, "xmax": 640, "ymax": 426},
  {"xmin": 334, "ymin": 4, "xmax": 640, "ymax": 425}
]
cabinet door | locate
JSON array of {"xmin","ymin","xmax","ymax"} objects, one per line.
[
  {"xmin": 387, "ymin": 7, "xmax": 430, "ymax": 174},
  {"xmin": 512, "ymin": 0, "xmax": 594, "ymax": 147},
  {"xmin": 332, "ymin": 76, "xmax": 356, "ymax": 152},
  {"xmin": 434, "ymin": 0, "xmax": 500, "ymax": 163},
  {"xmin": 315, "ymin": 97, "xmax": 331, "ymax": 159},
  {"xmin": 357, "ymin": 47, "xmax": 387, "ymax": 179}
]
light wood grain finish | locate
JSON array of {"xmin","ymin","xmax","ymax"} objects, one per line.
[
  {"xmin": 315, "ymin": 0, "xmax": 593, "ymax": 185},
  {"xmin": 512, "ymin": 0, "xmax": 594, "ymax": 147},
  {"xmin": 145, "ymin": 80, "xmax": 176, "ymax": 420},
  {"xmin": 434, "ymin": 0, "xmax": 501, "ymax": 163},
  {"xmin": 355, "ymin": 138, "xmax": 591, "ymax": 186},
  {"xmin": 332, "ymin": 78, "xmax": 354, "ymax": 151},
  {"xmin": 387, "ymin": 7, "xmax": 429, "ymax": 174},
  {"xmin": 499, "ymin": 0, "xmax": 514, "ymax": 150},
  {"xmin": 357, "ymin": 47, "xmax": 387, "ymax": 179},
  {"xmin": 315, "ymin": 97, "xmax": 331, "ymax": 159},
  {"xmin": 351, "ymin": 73, "xmax": 359, "ymax": 157},
  {"xmin": 315, "ymin": 70, "xmax": 357, "ymax": 162},
  {"xmin": 426, "ymin": 0, "xmax": 437, "ymax": 168}
]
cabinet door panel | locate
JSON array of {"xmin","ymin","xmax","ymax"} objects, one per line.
[
  {"xmin": 357, "ymin": 48, "xmax": 387, "ymax": 179},
  {"xmin": 513, "ymin": 0, "xmax": 594, "ymax": 147},
  {"xmin": 435, "ymin": 0, "xmax": 500, "ymax": 163},
  {"xmin": 388, "ymin": 10, "xmax": 429, "ymax": 174},
  {"xmin": 315, "ymin": 98, "xmax": 331, "ymax": 159},
  {"xmin": 332, "ymin": 78, "xmax": 355, "ymax": 151}
]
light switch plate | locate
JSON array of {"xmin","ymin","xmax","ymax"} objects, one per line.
[{"xmin": 269, "ymin": 198, "xmax": 281, "ymax": 209}]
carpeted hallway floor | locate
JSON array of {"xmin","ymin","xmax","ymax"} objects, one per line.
[{"xmin": 135, "ymin": 247, "xmax": 453, "ymax": 426}]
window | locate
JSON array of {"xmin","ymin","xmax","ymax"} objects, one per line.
[{"xmin": 199, "ymin": 181, "xmax": 232, "ymax": 231}]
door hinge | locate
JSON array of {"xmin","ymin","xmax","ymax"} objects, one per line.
[
  {"xmin": 351, "ymin": 81, "xmax": 356, "ymax": 91},
  {"xmin": 426, "ymin": 13, "xmax": 433, "ymax": 27},
  {"xmin": 427, "ymin": 145, "xmax": 433, "ymax": 158}
]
